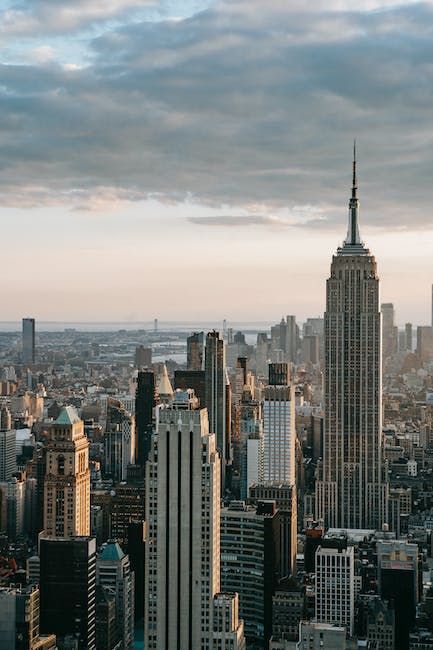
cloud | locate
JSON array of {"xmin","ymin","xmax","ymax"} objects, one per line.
[
  {"xmin": 0, "ymin": 0, "xmax": 215, "ymax": 36},
  {"xmin": 188, "ymin": 215, "xmax": 292, "ymax": 227},
  {"xmin": 30, "ymin": 45, "xmax": 56, "ymax": 63},
  {"xmin": 1, "ymin": 0, "xmax": 433, "ymax": 230},
  {"xmin": 0, "ymin": 1, "xmax": 151, "ymax": 35},
  {"xmin": 188, "ymin": 206, "xmax": 338, "ymax": 229}
]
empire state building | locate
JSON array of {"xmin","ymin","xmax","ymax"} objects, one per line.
[{"xmin": 316, "ymin": 149, "xmax": 388, "ymax": 530}]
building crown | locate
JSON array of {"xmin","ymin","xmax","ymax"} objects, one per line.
[{"xmin": 338, "ymin": 141, "xmax": 369, "ymax": 256}]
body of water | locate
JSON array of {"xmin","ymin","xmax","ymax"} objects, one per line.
[{"xmin": 0, "ymin": 321, "xmax": 275, "ymax": 333}]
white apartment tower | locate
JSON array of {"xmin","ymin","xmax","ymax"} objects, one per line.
[
  {"xmin": 263, "ymin": 363, "xmax": 295, "ymax": 485},
  {"xmin": 316, "ymin": 148, "xmax": 387, "ymax": 529},
  {"xmin": 315, "ymin": 541, "xmax": 354, "ymax": 636},
  {"xmin": 144, "ymin": 390, "xmax": 221, "ymax": 650}
]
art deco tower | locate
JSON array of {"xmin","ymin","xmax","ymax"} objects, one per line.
[{"xmin": 316, "ymin": 148, "xmax": 388, "ymax": 530}]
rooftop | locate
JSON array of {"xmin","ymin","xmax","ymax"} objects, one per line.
[
  {"xmin": 99, "ymin": 540, "xmax": 125, "ymax": 562},
  {"xmin": 55, "ymin": 405, "xmax": 81, "ymax": 426}
]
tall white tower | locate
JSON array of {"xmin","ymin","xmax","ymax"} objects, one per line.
[
  {"xmin": 263, "ymin": 363, "xmax": 295, "ymax": 485},
  {"xmin": 316, "ymin": 147, "xmax": 387, "ymax": 529},
  {"xmin": 144, "ymin": 390, "xmax": 221, "ymax": 650}
]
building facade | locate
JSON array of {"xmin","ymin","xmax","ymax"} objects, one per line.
[
  {"xmin": 220, "ymin": 500, "xmax": 280, "ymax": 648},
  {"xmin": 135, "ymin": 369, "xmax": 157, "ymax": 470},
  {"xmin": 0, "ymin": 585, "xmax": 56, "ymax": 650},
  {"xmin": 249, "ymin": 483, "xmax": 297, "ymax": 579},
  {"xmin": 0, "ymin": 429, "xmax": 16, "ymax": 481},
  {"xmin": 104, "ymin": 398, "xmax": 135, "ymax": 482},
  {"xmin": 378, "ymin": 540, "xmax": 419, "ymax": 650},
  {"xmin": 144, "ymin": 391, "xmax": 221, "ymax": 650},
  {"xmin": 212, "ymin": 593, "xmax": 246, "ymax": 650},
  {"xmin": 315, "ymin": 539, "xmax": 354, "ymax": 636},
  {"xmin": 39, "ymin": 536, "xmax": 96, "ymax": 649}
]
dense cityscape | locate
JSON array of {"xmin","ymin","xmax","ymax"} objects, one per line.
[{"xmin": 0, "ymin": 160, "xmax": 433, "ymax": 650}]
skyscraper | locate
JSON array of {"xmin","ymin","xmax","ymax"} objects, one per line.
[
  {"xmin": 144, "ymin": 390, "xmax": 221, "ymax": 649},
  {"xmin": 134, "ymin": 345, "xmax": 152, "ymax": 369},
  {"xmin": 2, "ymin": 475, "xmax": 25, "ymax": 541},
  {"xmin": 316, "ymin": 149, "xmax": 387, "ymax": 530},
  {"xmin": 220, "ymin": 500, "xmax": 280, "ymax": 647},
  {"xmin": 249, "ymin": 482, "xmax": 297, "ymax": 578},
  {"xmin": 377, "ymin": 540, "xmax": 419, "ymax": 650},
  {"xmin": 135, "ymin": 370, "xmax": 157, "ymax": 469},
  {"xmin": 284, "ymin": 315, "xmax": 299, "ymax": 364},
  {"xmin": 205, "ymin": 331, "xmax": 230, "ymax": 490},
  {"xmin": 104, "ymin": 398, "xmax": 135, "ymax": 482},
  {"xmin": 22, "ymin": 318, "xmax": 35, "ymax": 364},
  {"xmin": 0, "ymin": 429, "xmax": 16, "ymax": 481},
  {"xmin": 416, "ymin": 325, "xmax": 433, "ymax": 362},
  {"xmin": 263, "ymin": 363, "xmax": 295, "ymax": 485},
  {"xmin": 381, "ymin": 303, "xmax": 398, "ymax": 358},
  {"xmin": 39, "ymin": 536, "xmax": 96, "ymax": 649},
  {"xmin": 405, "ymin": 322, "xmax": 413, "ymax": 352},
  {"xmin": 95, "ymin": 585, "xmax": 118, "ymax": 650},
  {"xmin": 96, "ymin": 540, "xmax": 135, "ymax": 650},
  {"xmin": 43, "ymin": 406, "xmax": 90, "ymax": 537},
  {"xmin": 187, "ymin": 331, "xmax": 205, "ymax": 370},
  {"xmin": 238, "ymin": 391, "xmax": 263, "ymax": 501}
]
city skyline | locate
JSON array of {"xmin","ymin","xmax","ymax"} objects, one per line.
[{"xmin": 1, "ymin": 0, "xmax": 433, "ymax": 322}]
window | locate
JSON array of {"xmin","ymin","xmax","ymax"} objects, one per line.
[{"xmin": 58, "ymin": 455, "xmax": 65, "ymax": 475}]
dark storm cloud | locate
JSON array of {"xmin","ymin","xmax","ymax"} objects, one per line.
[{"xmin": 1, "ymin": 0, "xmax": 433, "ymax": 229}]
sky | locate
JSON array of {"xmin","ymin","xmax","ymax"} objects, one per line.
[{"xmin": 1, "ymin": 0, "xmax": 433, "ymax": 325}]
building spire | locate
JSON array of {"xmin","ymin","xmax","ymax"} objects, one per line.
[
  {"xmin": 344, "ymin": 140, "xmax": 361, "ymax": 247},
  {"xmin": 352, "ymin": 139, "xmax": 357, "ymax": 200}
]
